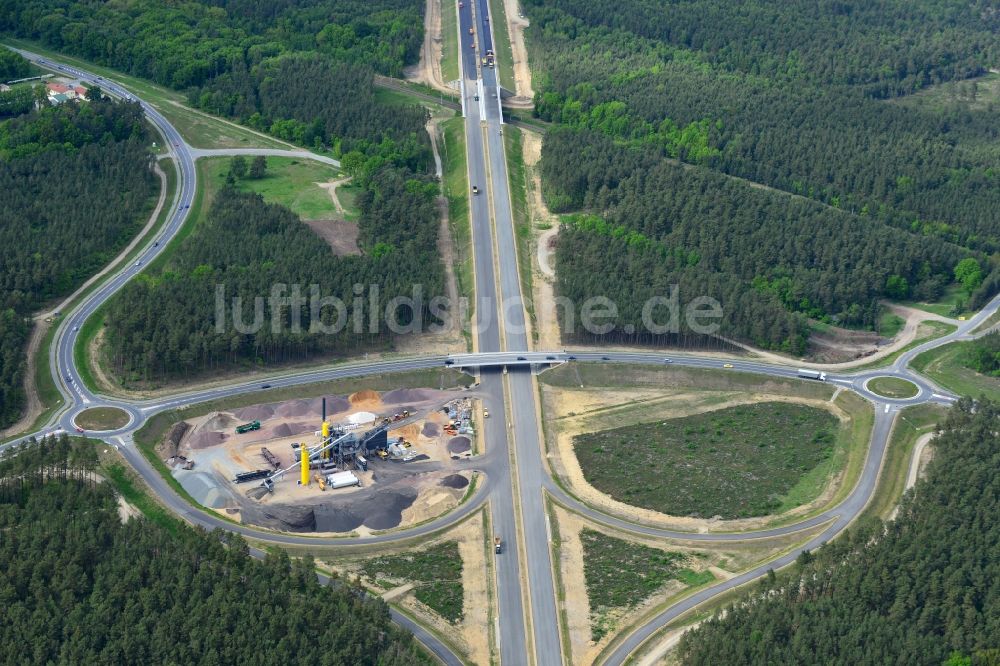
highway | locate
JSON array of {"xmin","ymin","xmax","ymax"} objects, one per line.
[{"xmin": 8, "ymin": 35, "xmax": 1000, "ymax": 666}]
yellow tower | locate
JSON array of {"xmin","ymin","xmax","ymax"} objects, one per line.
[
  {"xmin": 322, "ymin": 421, "xmax": 330, "ymax": 459},
  {"xmin": 301, "ymin": 446, "xmax": 310, "ymax": 485}
]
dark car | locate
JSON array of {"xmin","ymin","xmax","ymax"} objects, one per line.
[
  {"xmin": 445, "ymin": 359, "xmax": 455, "ymax": 366},
  {"xmin": 601, "ymin": 356, "xmax": 610, "ymax": 361},
  {"xmin": 261, "ymin": 384, "xmax": 271, "ymax": 389},
  {"xmin": 545, "ymin": 355, "xmax": 555, "ymax": 360},
  {"xmin": 516, "ymin": 356, "xmax": 526, "ymax": 361},
  {"xmin": 567, "ymin": 355, "xmax": 576, "ymax": 360}
]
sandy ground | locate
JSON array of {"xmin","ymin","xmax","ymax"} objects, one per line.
[
  {"xmin": 501, "ymin": 0, "xmax": 536, "ymax": 104},
  {"xmin": 520, "ymin": 130, "xmax": 564, "ymax": 350},
  {"xmin": 305, "ymin": 177, "xmax": 361, "ymax": 256},
  {"xmin": 551, "ymin": 503, "xmax": 832, "ymax": 665},
  {"xmin": 315, "ymin": 176, "xmax": 350, "ymax": 215},
  {"xmin": 406, "ymin": 0, "xmax": 458, "ymax": 93},
  {"xmin": 725, "ymin": 304, "xmax": 957, "ymax": 370},
  {"xmin": 553, "ymin": 505, "xmax": 727, "ymax": 665},
  {"xmin": 172, "ymin": 388, "xmax": 481, "ymax": 533},
  {"xmin": 454, "ymin": 510, "xmax": 493, "ymax": 664},
  {"xmin": 542, "ymin": 384, "xmax": 851, "ymax": 533},
  {"xmin": 117, "ymin": 496, "xmax": 140, "ymax": 523},
  {"xmin": 888, "ymin": 432, "xmax": 935, "ymax": 521},
  {"xmin": 88, "ymin": 328, "xmax": 121, "ymax": 395},
  {"xmin": 0, "ymin": 316, "xmax": 49, "ymax": 439}
]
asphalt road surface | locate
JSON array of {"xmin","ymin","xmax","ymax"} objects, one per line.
[{"xmin": 8, "ymin": 42, "xmax": 1000, "ymax": 666}]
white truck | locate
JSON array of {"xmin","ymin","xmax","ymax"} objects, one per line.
[{"xmin": 797, "ymin": 369, "xmax": 827, "ymax": 381}]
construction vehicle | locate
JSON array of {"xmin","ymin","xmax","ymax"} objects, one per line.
[
  {"xmin": 313, "ymin": 472, "xmax": 327, "ymax": 491},
  {"xmin": 376, "ymin": 448, "xmax": 389, "ymax": 459},
  {"xmin": 797, "ymin": 368, "xmax": 828, "ymax": 381},
  {"xmin": 235, "ymin": 420, "xmax": 261, "ymax": 434},
  {"xmin": 494, "ymin": 536, "xmax": 502, "ymax": 554}
]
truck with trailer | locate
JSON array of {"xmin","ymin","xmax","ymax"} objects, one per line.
[
  {"xmin": 235, "ymin": 420, "xmax": 261, "ymax": 434},
  {"xmin": 494, "ymin": 536, "xmax": 502, "ymax": 554},
  {"xmin": 797, "ymin": 369, "xmax": 827, "ymax": 381}
]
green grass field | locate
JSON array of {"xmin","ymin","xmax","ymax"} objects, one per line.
[
  {"xmin": 487, "ymin": 0, "xmax": 517, "ymax": 91},
  {"xmin": 542, "ymin": 362, "xmax": 835, "ymax": 400},
  {"xmin": 361, "ymin": 541, "xmax": 464, "ymax": 623},
  {"xmin": 203, "ymin": 156, "xmax": 346, "ymax": 220},
  {"xmin": 878, "ymin": 311, "xmax": 905, "ymax": 338},
  {"xmin": 898, "ymin": 284, "xmax": 971, "ymax": 318},
  {"xmin": 866, "ymin": 376, "xmax": 920, "ymax": 399},
  {"xmin": 441, "ymin": 0, "xmax": 460, "ymax": 82},
  {"xmin": 504, "ymin": 126, "xmax": 535, "ymax": 338},
  {"xmin": 860, "ymin": 403, "xmax": 946, "ymax": 522},
  {"xmin": 441, "ymin": 118, "xmax": 474, "ymax": 309},
  {"xmin": 75, "ymin": 407, "xmax": 130, "ymax": 431},
  {"xmin": 3, "ymin": 38, "xmax": 293, "ymax": 150},
  {"xmin": 911, "ymin": 341, "xmax": 1000, "ymax": 401},
  {"xmin": 581, "ymin": 529, "xmax": 713, "ymax": 641},
  {"xmin": 573, "ymin": 402, "xmax": 840, "ymax": 519}
]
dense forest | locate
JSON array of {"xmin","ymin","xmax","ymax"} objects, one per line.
[
  {"xmin": 0, "ymin": 435, "xmax": 427, "ymax": 664},
  {"xmin": 547, "ymin": 129, "xmax": 970, "ymax": 350},
  {"xmin": 0, "ymin": 46, "xmax": 29, "ymax": 81},
  {"xmin": 104, "ymin": 167, "xmax": 444, "ymax": 382},
  {"xmin": 193, "ymin": 53, "xmax": 429, "ymax": 171},
  {"xmin": 0, "ymin": 99, "xmax": 156, "ymax": 428},
  {"xmin": 678, "ymin": 399, "xmax": 1000, "ymax": 665},
  {"xmin": 962, "ymin": 331, "xmax": 1000, "ymax": 377},
  {"xmin": 524, "ymin": 0, "xmax": 1000, "ymax": 349},
  {"xmin": 0, "ymin": 0, "xmax": 431, "ymax": 167}
]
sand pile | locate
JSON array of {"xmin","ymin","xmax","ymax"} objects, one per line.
[
  {"xmin": 234, "ymin": 404, "xmax": 275, "ymax": 421},
  {"xmin": 350, "ymin": 389, "xmax": 379, "ymax": 404},
  {"xmin": 204, "ymin": 412, "xmax": 235, "ymax": 431},
  {"xmin": 316, "ymin": 396, "xmax": 350, "ymax": 415},
  {"xmin": 382, "ymin": 388, "xmax": 438, "ymax": 404},
  {"xmin": 275, "ymin": 399, "xmax": 313, "ymax": 419},
  {"xmin": 189, "ymin": 431, "xmax": 228, "ymax": 449},
  {"xmin": 271, "ymin": 423, "xmax": 293, "ymax": 438}
]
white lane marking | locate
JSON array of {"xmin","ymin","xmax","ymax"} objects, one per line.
[
  {"xmin": 884, "ymin": 404, "xmax": 890, "ymax": 413},
  {"xmin": 932, "ymin": 393, "xmax": 956, "ymax": 401},
  {"xmin": 830, "ymin": 378, "xmax": 854, "ymax": 384}
]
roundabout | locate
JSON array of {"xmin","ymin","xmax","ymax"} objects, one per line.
[
  {"xmin": 5, "ymin": 47, "xmax": 1000, "ymax": 666},
  {"xmin": 73, "ymin": 406, "xmax": 132, "ymax": 432},
  {"xmin": 865, "ymin": 376, "xmax": 921, "ymax": 400}
]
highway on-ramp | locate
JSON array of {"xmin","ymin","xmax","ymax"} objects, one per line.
[{"xmin": 8, "ymin": 37, "xmax": 1000, "ymax": 666}]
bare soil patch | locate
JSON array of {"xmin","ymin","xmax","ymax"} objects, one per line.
[
  {"xmin": 502, "ymin": 0, "xmax": 535, "ymax": 102},
  {"xmin": 302, "ymin": 219, "xmax": 361, "ymax": 256}
]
